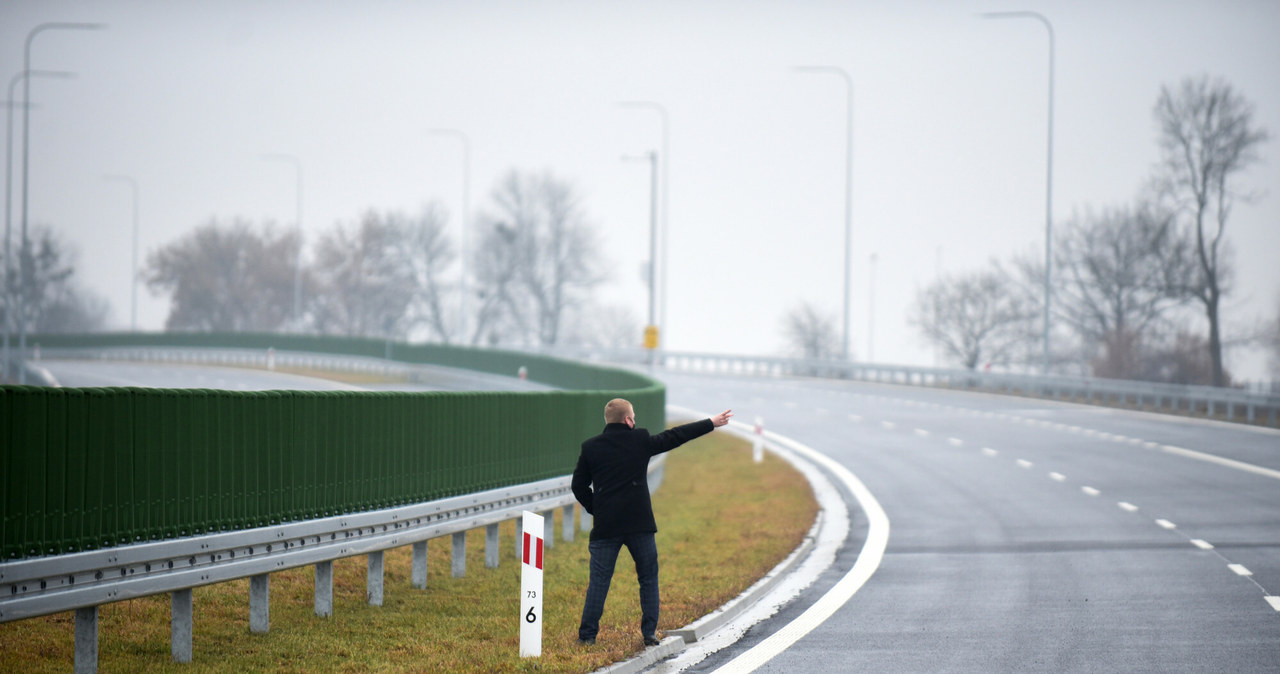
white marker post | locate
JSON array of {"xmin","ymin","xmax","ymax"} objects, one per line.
[
  {"xmin": 519, "ymin": 511, "xmax": 544, "ymax": 657},
  {"xmin": 753, "ymin": 417, "xmax": 765, "ymax": 463}
]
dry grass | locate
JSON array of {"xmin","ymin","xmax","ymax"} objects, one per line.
[{"xmin": 0, "ymin": 427, "xmax": 817, "ymax": 673}]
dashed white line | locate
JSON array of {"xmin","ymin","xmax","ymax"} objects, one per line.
[
  {"xmin": 1082, "ymin": 486, "xmax": 1100, "ymax": 496},
  {"xmin": 1228, "ymin": 564, "xmax": 1253, "ymax": 577},
  {"xmin": 1016, "ymin": 459, "xmax": 1033, "ymax": 469},
  {"xmin": 1048, "ymin": 472, "xmax": 1066, "ymax": 482},
  {"xmin": 981, "ymin": 447, "xmax": 998, "ymax": 457},
  {"xmin": 1155, "ymin": 519, "xmax": 1177, "ymax": 530},
  {"xmin": 1266, "ymin": 596, "xmax": 1280, "ymax": 612},
  {"xmin": 914, "ymin": 429, "xmax": 930, "ymax": 437},
  {"xmin": 1118, "ymin": 502, "xmax": 1139, "ymax": 512},
  {"xmin": 849, "ymin": 414, "xmax": 862, "ymax": 423},
  {"xmin": 947, "ymin": 438, "xmax": 964, "ymax": 447},
  {"xmin": 881, "ymin": 421, "xmax": 896, "ymax": 430},
  {"xmin": 1191, "ymin": 539, "xmax": 1214, "ymax": 550}
]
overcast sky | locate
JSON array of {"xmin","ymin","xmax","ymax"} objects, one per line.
[{"xmin": 4, "ymin": 0, "xmax": 1278, "ymax": 379}]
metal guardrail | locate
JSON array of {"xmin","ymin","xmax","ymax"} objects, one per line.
[
  {"xmin": 0, "ymin": 476, "xmax": 577, "ymax": 623},
  {"xmin": 562, "ymin": 347, "xmax": 1280, "ymax": 428}
]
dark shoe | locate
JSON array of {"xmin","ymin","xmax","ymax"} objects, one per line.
[
  {"xmin": 577, "ymin": 637, "xmax": 595, "ymax": 646},
  {"xmin": 643, "ymin": 635, "xmax": 660, "ymax": 647}
]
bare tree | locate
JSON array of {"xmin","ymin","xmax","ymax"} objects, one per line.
[
  {"xmin": 1153, "ymin": 75, "xmax": 1269, "ymax": 386},
  {"xmin": 397, "ymin": 204, "xmax": 456, "ymax": 342},
  {"xmin": 1054, "ymin": 202, "xmax": 1197, "ymax": 378},
  {"xmin": 5, "ymin": 225, "xmax": 109, "ymax": 333},
  {"xmin": 909, "ymin": 265, "xmax": 1035, "ymax": 370},
  {"xmin": 471, "ymin": 170, "xmax": 607, "ymax": 347},
  {"xmin": 310, "ymin": 210, "xmax": 415, "ymax": 338},
  {"xmin": 145, "ymin": 219, "xmax": 298, "ymax": 332},
  {"xmin": 782, "ymin": 302, "xmax": 841, "ymax": 360}
]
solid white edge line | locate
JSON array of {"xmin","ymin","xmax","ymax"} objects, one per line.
[
  {"xmin": 712, "ymin": 426, "xmax": 891, "ymax": 673},
  {"xmin": 1159, "ymin": 444, "xmax": 1280, "ymax": 481}
]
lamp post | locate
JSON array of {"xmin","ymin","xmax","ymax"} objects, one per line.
[
  {"xmin": 623, "ymin": 151, "xmax": 659, "ymax": 369},
  {"xmin": 793, "ymin": 65, "xmax": 854, "ymax": 361},
  {"xmin": 868, "ymin": 252, "xmax": 878, "ymax": 363},
  {"xmin": 18, "ymin": 21, "xmax": 104, "ymax": 384},
  {"xmin": 427, "ymin": 128, "xmax": 471, "ymax": 345},
  {"xmin": 618, "ymin": 101, "xmax": 668, "ymax": 361},
  {"xmin": 103, "ymin": 175, "xmax": 139, "ymax": 332},
  {"xmin": 981, "ymin": 10, "xmax": 1055, "ymax": 375},
  {"xmin": 261, "ymin": 153, "xmax": 303, "ymax": 329},
  {"xmin": 4, "ymin": 69, "xmax": 73, "ymax": 382}
]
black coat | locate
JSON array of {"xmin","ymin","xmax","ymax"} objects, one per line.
[{"xmin": 572, "ymin": 418, "xmax": 714, "ymax": 541}]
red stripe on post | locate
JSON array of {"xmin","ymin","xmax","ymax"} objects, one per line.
[
  {"xmin": 523, "ymin": 532, "xmax": 531, "ymax": 566},
  {"xmin": 535, "ymin": 537, "xmax": 544, "ymax": 570}
]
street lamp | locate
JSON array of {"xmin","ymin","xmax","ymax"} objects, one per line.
[
  {"xmin": 868, "ymin": 252, "xmax": 878, "ymax": 363},
  {"xmin": 793, "ymin": 65, "xmax": 854, "ymax": 362},
  {"xmin": 427, "ymin": 128, "xmax": 471, "ymax": 345},
  {"xmin": 617, "ymin": 101, "xmax": 669, "ymax": 360},
  {"xmin": 261, "ymin": 153, "xmax": 303, "ymax": 329},
  {"xmin": 980, "ymin": 10, "xmax": 1055, "ymax": 375},
  {"xmin": 18, "ymin": 21, "xmax": 104, "ymax": 384},
  {"xmin": 4, "ymin": 69, "xmax": 74, "ymax": 381},
  {"xmin": 623, "ymin": 151, "xmax": 659, "ymax": 368},
  {"xmin": 102, "ymin": 174, "xmax": 139, "ymax": 332}
]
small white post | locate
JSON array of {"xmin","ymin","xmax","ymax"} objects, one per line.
[
  {"xmin": 753, "ymin": 417, "xmax": 765, "ymax": 463},
  {"xmin": 519, "ymin": 511, "xmax": 544, "ymax": 658}
]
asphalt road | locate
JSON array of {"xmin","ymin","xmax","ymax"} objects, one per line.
[
  {"xmin": 31, "ymin": 358, "xmax": 549, "ymax": 392},
  {"xmin": 654, "ymin": 370, "xmax": 1280, "ymax": 673}
]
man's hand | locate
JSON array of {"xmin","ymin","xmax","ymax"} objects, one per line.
[{"xmin": 711, "ymin": 409, "xmax": 733, "ymax": 427}]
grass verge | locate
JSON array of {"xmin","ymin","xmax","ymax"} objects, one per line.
[{"xmin": 0, "ymin": 425, "xmax": 817, "ymax": 672}]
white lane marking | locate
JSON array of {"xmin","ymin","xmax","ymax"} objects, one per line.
[
  {"xmin": 816, "ymin": 408, "xmax": 829, "ymax": 415},
  {"xmin": 1049, "ymin": 472, "xmax": 1066, "ymax": 482},
  {"xmin": 1191, "ymin": 539, "xmax": 1214, "ymax": 550},
  {"xmin": 1228, "ymin": 564, "xmax": 1252, "ymax": 577},
  {"xmin": 714, "ymin": 424, "xmax": 890, "ymax": 674},
  {"xmin": 849, "ymin": 414, "xmax": 862, "ymax": 423},
  {"xmin": 1160, "ymin": 444, "xmax": 1280, "ymax": 481},
  {"xmin": 1016, "ymin": 459, "xmax": 1033, "ymax": 469},
  {"xmin": 783, "ymin": 402, "xmax": 798, "ymax": 409},
  {"xmin": 1082, "ymin": 486, "xmax": 1100, "ymax": 496},
  {"xmin": 914, "ymin": 428, "xmax": 930, "ymax": 437},
  {"xmin": 881, "ymin": 421, "xmax": 896, "ymax": 430},
  {"xmin": 1155, "ymin": 519, "xmax": 1177, "ymax": 530},
  {"xmin": 1118, "ymin": 502, "xmax": 1139, "ymax": 512},
  {"xmin": 981, "ymin": 447, "xmax": 998, "ymax": 457},
  {"xmin": 1266, "ymin": 596, "xmax": 1280, "ymax": 612},
  {"xmin": 947, "ymin": 437, "xmax": 964, "ymax": 447}
]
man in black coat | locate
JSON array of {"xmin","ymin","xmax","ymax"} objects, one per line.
[{"xmin": 572, "ymin": 398, "xmax": 733, "ymax": 646}]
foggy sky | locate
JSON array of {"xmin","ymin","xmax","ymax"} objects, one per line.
[{"xmin": 3, "ymin": 0, "xmax": 1278, "ymax": 378}]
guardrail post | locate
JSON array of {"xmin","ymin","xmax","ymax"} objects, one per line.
[
  {"xmin": 250, "ymin": 574, "xmax": 269, "ymax": 633},
  {"xmin": 451, "ymin": 532, "xmax": 467, "ymax": 577},
  {"xmin": 485, "ymin": 524, "xmax": 500, "ymax": 568},
  {"xmin": 74, "ymin": 606, "xmax": 98, "ymax": 674},
  {"xmin": 411, "ymin": 541, "xmax": 428, "ymax": 589},
  {"xmin": 562, "ymin": 504, "xmax": 575, "ymax": 542},
  {"xmin": 315, "ymin": 561, "xmax": 333, "ymax": 617},
  {"xmin": 541, "ymin": 511, "xmax": 554, "ymax": 549},
  {"xmin": 367, "ymin": 551, "xmax": 384, "ymax": 606},
  {"xmin": 580, "ymin": 510, "xmax": 592, "ymax": 532},
  {"xmin": 171, "ymin": 589, "xmax": 193, "ymax": 663},
  {"xmin": 515, "ymin": 517, "xmax": 523, "ymax": 559}
]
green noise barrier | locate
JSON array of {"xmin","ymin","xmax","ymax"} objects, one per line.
[{"xmin": 2, "ymin": 334, "xmax": 663, "ymax": 560}]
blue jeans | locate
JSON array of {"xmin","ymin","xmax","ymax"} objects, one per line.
[{"xmin": 578, "ymin": 532, "xmax": 660, "ymax": 640}]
